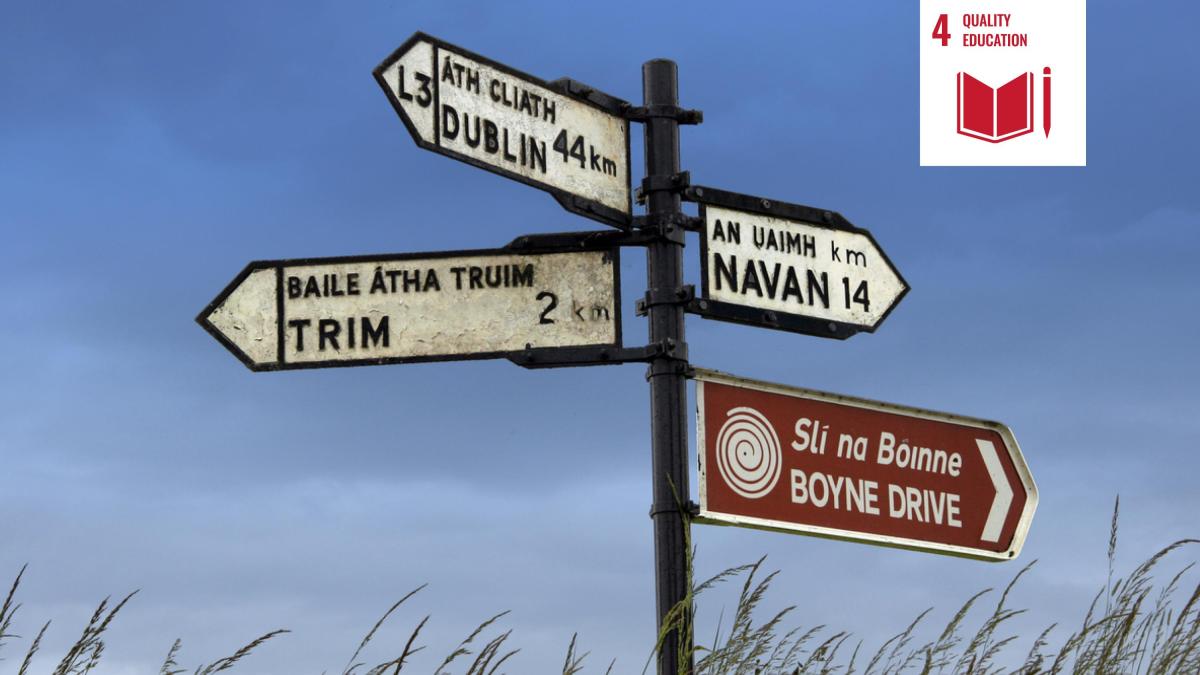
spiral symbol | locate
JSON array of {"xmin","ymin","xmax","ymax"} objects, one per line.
[{"xmin": 715, "ymin": 407, "xmax": 781, "ymax": 499}]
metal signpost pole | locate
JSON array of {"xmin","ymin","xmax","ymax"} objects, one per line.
[{"xmin": 642, "ymin": 59, "xmax": 692, "ymax": 675}]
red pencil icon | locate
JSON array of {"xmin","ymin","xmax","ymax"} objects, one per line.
[{"xmin": 1043, "ymin": 67, "xmax": 1052, "ymax": 137}]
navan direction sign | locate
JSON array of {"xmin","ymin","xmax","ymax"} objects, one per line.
[
  {"xmin": 198, "ymin": 243, "xmax": 620, "ymax": 371},
  {"xmin": 374, "ymin": 33, "xmax": 632, "ymax": 227},
  {"xmin": 690, "ymin": 186, "xmax": 908, "ymax": 339},
  {"xmin": 695, "ymin": 370, "xmax": 1037, "ymax": 561}
]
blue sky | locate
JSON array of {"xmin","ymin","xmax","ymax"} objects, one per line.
[{"xmin": 2, "ymin": 0, "xmax": 1198, "ymax": 671}]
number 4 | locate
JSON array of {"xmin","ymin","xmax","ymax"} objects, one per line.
[{"xmin": 931, "ymin": 14, "xmax": 951, "ymax": 46}]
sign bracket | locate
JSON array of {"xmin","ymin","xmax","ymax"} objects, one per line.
[
  {"xmin": 636, "ymin": 285, "xmax": 695, "ymax": 317},
  {"xmin": 506, "ymin": 339, "xmax": 685, "ymax": 370},
  {"xmin": 648, "ymin": 500, "xmax": 702, "ymax": 518},
  {"xmin": 636, "ymin": 171, "xmax": 691, "ymax": 205},
  {"xmin": 686, "ymin": 298, "xmax": 859, "ymax": 340},
  {"xmin": 504, "ymin": 228, "xmax": 662, "ymax": 251},
  {"xmin": 624, "ymin": 104, "xmax": 704, "ymax": 125}
]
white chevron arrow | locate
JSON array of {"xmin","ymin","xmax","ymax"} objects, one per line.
[{"xmin": 977, "ymin": 439, "xmax": 1014, "ymax": 543}]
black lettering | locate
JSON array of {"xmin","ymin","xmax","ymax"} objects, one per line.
[
  {"xmin": 469, "ymin": 267, "xmax": 483, "ymax": 289},
  {"xmin": 529, "ymin": 139, "xmax": 546, "ymax": 174},
  {"xmin": 781, "ymin": 267, "xmax": 803, "ymax": 304},
  {"xmin": 808, "ymin": 271, "xmax": 829, "ymax": 308},
  {"xmin": 758, "ymin": 260, "xmax": 781, "ymax": 298},
  {"xmin": 304, "ymin": 277, "xmax": 320, "ymax": 298},
  {"xmin": 371, "ymin": 268, "xmax": 387, "ymax": 294},
  {"xmin": 785, "ymin": 232, "xmax": 802, "ymax": 255},
  {"xmin": 451, "ymin": 266, "xmax": 466, "ymax": 290},
  {"xmin": 485, "ymin": 265, "xmax": 503, "ymax": 288},
  {"xmin": 289, "ymin": 319, "xmax": 311, "ymax": 352},
  {"xmin": 741, "ymin": 259, "xmax": 763, "ymax": 297},
  {"xmin": 413, "ymin": 72, "xmax": 431, "ymax": 108},
  {"xmin": 513, "ymin": 264, "xmax": 534, "ymax": 287},
  {"xmin": 463, "ymin": 113, "xmax": 481, "ymax": 148},
  {"xmin": 537, "ymin": 291, "xmax": 558, "ymax": 324},
  {"xmin": 423, "ymin": 270, "xmax": 440, "ymax": 292},
  {"xmin": 396, "ymin": 66, "xmax": 414, "ymax": 102},
  {"xmin": 502, "ymin": 128, "xmax": 517, "ymax": 162},
  {"xmin": 287, "ymin": 276, "xmax": 302, "ymax": 299},
  {"xmin": 714, "ymin": 253, "xmax": 737, "ymax": 292},
  {"xmin": 483, "ymin": 120, "xmax": 499, "ymax": 153},
  {"xmin": 362, "ymin": 316, "xmax": 389, "ymax": 348},
  {"xmin": 318, "ymin": 319, "xmax": 340, "ymax": 351},
  {"xmin": 569, "ymin": 134, "xmax": 586, "ymax": 168},
  {"xmin": 402, "ymin": 269, "xmax": 421, "ymax": 293},
  {"xmin": 441, "ymin": 105, "xmax": 459, "ymax": 140}
]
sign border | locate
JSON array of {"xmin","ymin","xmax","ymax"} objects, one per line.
[
  {"xmin": 693, "ymin": 368, "xmax": 1038, "ymax": 562},
  {"xmin": 692, "ymin": 186, "xmax": 909, "ymax": 339},
  {"xmin": 198, "ymin": 242, "xmax": 623, "ymax": 372},
  {"xmin": 373, "ymin": 32, "xmax": 634, "ymax": 229}
]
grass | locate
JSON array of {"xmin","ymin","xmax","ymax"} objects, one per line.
[{"xmin": 1, "ymin": 497, "xmax": 1197, "ymax": 673}]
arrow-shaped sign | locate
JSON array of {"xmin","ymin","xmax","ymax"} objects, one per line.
[
  {"xmin": 694, "ymin": 369, "xmax": 1038, "ymax": 561},
  {"xmin": 687, "ymin": 186, "xmax": 908, "ymax": 339},
  {"xmin": 198, "ymin": 244, "xmax": 621, "ymax": 372},
  {"xmin": 374, "ymin": 33, "xmax": 632, "ymax": 227}
]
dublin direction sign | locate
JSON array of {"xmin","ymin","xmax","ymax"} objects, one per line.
[
  {"xmin": 695, "ymin": 369, "xmax": 1037, "ymax": 561},
  {"xmin": 374, "ymin": 33, "xmax": 632, "ymax": 227},
  {"xmin": 198, "ymin": 243, "xmax": 621, "ymax": 371},
  {"xmin": 688, "ymin": 186, "xmax": 908, "ymax": 339}
]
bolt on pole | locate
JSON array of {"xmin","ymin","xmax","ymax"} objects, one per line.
[{"xmin": 642, "ymin": 58, "xmax": 693, "ymax": 675}]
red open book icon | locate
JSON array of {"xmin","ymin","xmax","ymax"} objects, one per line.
[{"xmin": 957, "ymin": 72, "xmax": 1034, "ymax": 143}]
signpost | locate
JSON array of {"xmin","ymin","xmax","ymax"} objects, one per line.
[
  {"xmin": 695, "ymin": 369, "xmax": 1037, "ymax": 561},
  {"xmin": 688, "ymin": 186, "xmax": 908, "ymax": 339},
  {"xmin": 198, "ymin": 243, "xmax": 620, "ymax": 371},
  {"xmin": 374, "ymin": 33, "xmax": 633, "ymax": 228},
  {"xmin": 198, "ymin": 34, "xmax": 1037, "ymax": 675}
]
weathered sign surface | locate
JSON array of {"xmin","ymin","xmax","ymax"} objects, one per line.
[
  {"xmin": 695, "ymin": 369, "xmax": 1037, "ymax": 561},
  {"xmin": 374, "ymin": 33, "xmax": 632, "ymax": 227},
  {"xmin": 198, "ymin": 245, "xmax": 621, "ymax": 371},
  {"xmin": 691, "ymin": 186, "xmax": 908, "ymax": 339}
]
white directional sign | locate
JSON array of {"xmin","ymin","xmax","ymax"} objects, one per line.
[
  {"xmin": 691, "ymin": 186, "xmax": 908, "ymax": 339},
  {"xmin": 198, "ymin": 245, "xmax": 621, "ymax": 371},
  {"xmin": 374, "ymin": 33, "xmax": 632, "ymax": 227}
]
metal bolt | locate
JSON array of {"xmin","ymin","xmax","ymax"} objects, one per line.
[
  {"xmin": 698, "ymin": 300, "xmax": 708, "ymax": 310},
  {"xmin": 828, "ymin": 322, "xmax": 838, "ymax": 333},
  {"xmin": 761, "ymin": 199, "xmax": 772, "ymax": 209},
  {"xmin": 823, "ymin": 210, "xmax": 833, "ymax": 223},
  {"xmin": 694, "ymin": 187, "xmax": 704, "ymax": 198}
]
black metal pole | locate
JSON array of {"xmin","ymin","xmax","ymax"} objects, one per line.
[{"xmin": 642, "ymin": 59, "xmax": 692, "ymax": 675}]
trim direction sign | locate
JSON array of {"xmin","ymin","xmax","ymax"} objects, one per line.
[
  {"xmin": 374, "ymin": 33, "xmax": 633, "ymax": 228},
  {"xmin": 695, "ymin": 369, "xmax": 1037, "ymax": 561},
  {"xmin": 198, "ymin": 245, "xmax": 621, "ymax": 371}
]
